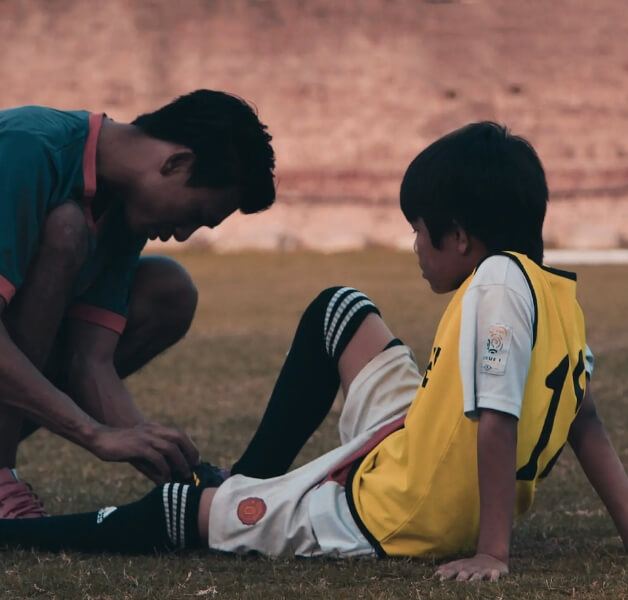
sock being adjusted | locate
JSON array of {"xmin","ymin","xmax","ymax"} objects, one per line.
[
  {"xmin": 0, "ymin": 483, "xmax": 202, "ymax": 554},
  {"xmin": 232, "ymin": 286, "xmax": 380, "ymax": 479}
]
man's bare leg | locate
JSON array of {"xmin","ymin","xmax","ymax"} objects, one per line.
[{"xmin": 113, "ymin": 255, "xmax": 198, "ymax": 379}]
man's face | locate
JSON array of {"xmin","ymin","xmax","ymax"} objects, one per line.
[
  {"xmin": 124, "ymin": 170, "xmax": 240, "ymax": 242},
  {"xmin": 411, "ymin": 218, "xmax": 475, "ymax": 294}
]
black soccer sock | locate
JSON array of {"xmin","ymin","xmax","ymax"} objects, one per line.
[
  {"xmin": 0, "ymin": 483, "xmax": 202, "ymax": 554},
  {"xmin": 231, "ymin": 286, "xmax": 381, "ymax": 479}
]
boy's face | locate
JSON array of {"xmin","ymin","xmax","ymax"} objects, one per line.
[
  {"xmin": 123, "ymin": 165, "xmax": 240, "ymax": 242},
  {"xmin": 411, "ymin": 218, "xmax": 480, "ymax": 293}
]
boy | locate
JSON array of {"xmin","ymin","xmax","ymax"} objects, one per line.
[
  {"xmin": 0, "ymin": 90, "xmax": 276, "ymax": 517},
  {"xmin": 0, "ymin": 122, "xmax": 626, "ymax": 582}
]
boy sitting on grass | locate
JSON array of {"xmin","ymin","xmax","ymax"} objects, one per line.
[{"xmin": 1, "ymin": 122, "xmax": 626, "ymax": 581}]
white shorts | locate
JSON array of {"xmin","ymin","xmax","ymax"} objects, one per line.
[{"xmin": 207, "ymin": 344, "xmax": 421, "ymax": 557}]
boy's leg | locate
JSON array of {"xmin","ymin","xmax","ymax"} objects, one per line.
[
  {"xmin": 337, "ymin": 312, "xmax": 395, "ymax": 395},
  {"xmin": 0, "ymin": 287, "xmax": 411, "ymax": 551},
  {"xmin": 231, "ymin": 286, "xmax": 393, "ymax": 479},
  {"xmin": 201, "ymin": 338, "xmax": 419, "ymax": 556},
  {"xmin": 0, "ymin": 203, "xmax": 87, "ymax": 472},
  {"xmin": 0, "ymin": 483, "xmax": 204, "ymax": 553}
]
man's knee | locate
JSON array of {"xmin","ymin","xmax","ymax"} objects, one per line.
[
  {"xmin": 40, "ymin": 202, "xmax": 89, "ymax": 269},
  {"xmin": 129, "ymin": 256, "xmax": 198, "ymax": 339}
]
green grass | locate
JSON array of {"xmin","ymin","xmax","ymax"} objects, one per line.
[{"xmin": 3, "ymin": 249, "xmax": 627, "ymax": 599}]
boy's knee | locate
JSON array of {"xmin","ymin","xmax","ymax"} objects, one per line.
[
  {"xmin": 40, "ymin": 202, "xmax": 89, "ymax": 267},
  {"xmin": 303, "ymin": 287, "xmax": 381, "ymax": 361}
]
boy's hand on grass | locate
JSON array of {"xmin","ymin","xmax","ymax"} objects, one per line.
[{"xmin": 436, "ymin": 553, "xmax": 509, "ymax": 582}]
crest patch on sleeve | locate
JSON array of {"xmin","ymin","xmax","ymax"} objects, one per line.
[{"xmin": 481, "ymin": 323, "xmax": 512, "ymax": 375}]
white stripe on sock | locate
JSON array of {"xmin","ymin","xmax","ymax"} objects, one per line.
[
  {"xmin": 171, "ymin": 483, "xmax": 181, "ymax": 547},
  {"xmin": 324, "ymin": 287, "xmax": 351, "ymax": 338},
  {"xmin": 179, "ymin": 485, "xmax": 189, "ymax": 549},
  {"xmin": 326, "ymin": 290, "xmax": 363, "ymax": 354},
  {"xmin": 163, "ymin": 484, "xmax": 173, "ymax": 544},
  {"xmin": 330, "ymin": 299, "xmax": 375, "ymax": 356}
]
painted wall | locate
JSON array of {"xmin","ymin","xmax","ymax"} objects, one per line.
[{"xmin": 2, "ymin": 0, "xmax": 627, "ymax": 248}]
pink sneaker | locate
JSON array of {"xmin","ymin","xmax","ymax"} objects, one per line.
[{"xmin": 0, "ymin": 468, "xmax": 48, "ymax": 518}]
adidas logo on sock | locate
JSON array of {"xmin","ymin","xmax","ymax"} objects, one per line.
[{"xmin": 96, "ymin": 506, "xmax": 118, "ymax": 524}]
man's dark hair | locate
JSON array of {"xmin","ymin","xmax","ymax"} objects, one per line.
[
  {"xmin": 132, "ymin": 90, "xmax": 275, "ymax": 214},
  {"xmin": 400, "ymin": 121, "xmax": 548, "ymax": 264}
]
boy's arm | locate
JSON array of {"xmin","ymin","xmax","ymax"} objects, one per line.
[
  {"xmin": 568, "ymin": 383, "xmax": 628, "ymax": 550},
  {"xmin": 436, "ymin": 409, "xmax": 517, "ymax": 581}
]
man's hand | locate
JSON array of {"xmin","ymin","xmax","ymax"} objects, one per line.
[
  {"xmin": 436, "ymin": 553, "xmax": 509, "ymax": 582},
  {"xmin": 89, "ymin": 422, "xmax": 200, "ymax": 484}
]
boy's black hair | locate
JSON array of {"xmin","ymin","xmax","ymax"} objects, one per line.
[
  {"xmin": 400, "ymin": 121, "xmax": 548, "ymax": 264},
  {"xmin": 132, "ymin": 90, "xmax": 275, "ymax": 214}
]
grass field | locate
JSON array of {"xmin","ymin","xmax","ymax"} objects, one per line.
[{"xmin": 2, "ymin": 249, "xmax": 627, "ymax": 600}]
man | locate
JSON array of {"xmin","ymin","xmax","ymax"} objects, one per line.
[{"xmin": 0, "ymin": 90, "xmax": 276, "ymax": 517}]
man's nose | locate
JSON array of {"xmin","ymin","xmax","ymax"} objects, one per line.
[{"xmin": 174, "ymin": 225, "xmax": 200, "ymax": 242}]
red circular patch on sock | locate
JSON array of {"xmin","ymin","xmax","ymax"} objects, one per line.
[{"xmin": 237, "ymin": 497, "xmax": 267, "ymax": 525}]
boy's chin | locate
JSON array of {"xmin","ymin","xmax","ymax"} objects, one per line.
[{"xmin": 428, "ymin": 280, "xmax": 458, "ymax": 294}]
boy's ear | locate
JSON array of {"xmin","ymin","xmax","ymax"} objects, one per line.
[
  {"xmin": 160, "ymin": 151, "xmax": 195, "ymax": 176},
  {"xmin": 453, "ymin": 222, "xmax": 472, "ymax": 255}
]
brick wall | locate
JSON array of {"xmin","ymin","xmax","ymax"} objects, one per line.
[{"xmin": 2, "ymin": 0, "xmax": 627, "ymax": 248}]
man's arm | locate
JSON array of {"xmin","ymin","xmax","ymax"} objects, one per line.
[
  {"xmin": 568, "ymin": 383, "xmax": 628, "ymax": 550},
  {"xmin": 66, "ymin": 319, "xmax": 145, "ymax": 428},
  {"xmin": 436, "ymin": 409, "xmax": 517, "ymax": 581},
  {"xmin": 66, "ymin": 318, "xmax": 200, "ymax": 482},
  {"xmin": 0, "ymin": 306, "xmax": 198, "ymax": 483}
]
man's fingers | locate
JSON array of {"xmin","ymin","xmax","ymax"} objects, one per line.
[
  {"xmin": 130, "ymin": 458, "xmax": 163, "ymax": 484},
  {"xmin": 94, "ymin": 423, "xmax": 198, "ymax": 482},
  {"xmin": 174, "ymin": 429, "xmax": 200, "ymax": 466},
  {"xmin": 141, "ymin": 423, "xmax": 200, "ymax": 471},
  {"xmin": 167, "ymin": 429, "xmax": 201, "ymax": 475},
  {"xmin": 134, "ymin": 446, "xmax": 173, "ymax": 484},
  {"xmin": 155, "ymin": 439, "xmax": 193, "ymax": 479},
  {"xmin": 131, "ymin": 456, "xmax": 174, "ymax": 484}
]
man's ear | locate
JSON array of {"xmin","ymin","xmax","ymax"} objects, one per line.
[{"xmin": 160, "ymin": 151, "xmax": 195, "ymax": 176}]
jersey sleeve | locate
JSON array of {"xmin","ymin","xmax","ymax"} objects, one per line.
[
  {"xmin": 460, "ymin": 256, "xmax": 535, "ymax": 420},
  {"xmin": 0, "ymin": 132, "xmax": 57, "ymax": 304},
  {"xmin": 584, "ymin": 344, "xmax": 594, "ymax": 378},
  {"xmin": 67, "ymin": 244, "xmax": 144, "ymax": 334}
]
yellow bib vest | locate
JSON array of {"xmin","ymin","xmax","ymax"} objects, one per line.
[{"xmin": 349, "ymin": 252, "xmax": 587, "ymax": 557}]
